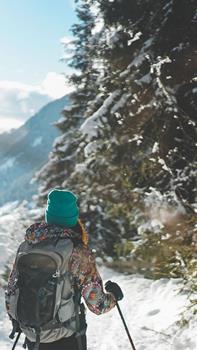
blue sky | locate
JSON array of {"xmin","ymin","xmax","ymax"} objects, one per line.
[
  {"xmin": 0, "ymin": 0, "xmax": 77, "ymax": 132},
  {"xmin": 0, "ymin": 0, "xmax": 76, "ymax": 83}
]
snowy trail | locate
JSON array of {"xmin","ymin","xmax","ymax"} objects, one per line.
[
  {"xmin": 0, "ymin": 203, "xmax": 196, "ymax": 350},
  {"xmin": 87, "ymin": 267, "xmax": 196, "ymax": 350},
  {"xmin": 1, "ymin": 268, "xmax": 196, "ymax": 350}
]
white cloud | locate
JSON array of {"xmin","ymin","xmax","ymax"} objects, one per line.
[
  {"xmin": 0, "ymin": 72, "xmax": 73, "ymax": 133},
  {"xmin": 0, "ymin": 81, "xmax": 50, "ymax": 133},
  {"xmin": 41, "ymin": 72, "xmax": 73, "ymax": 99},
  {"xmin": 0, "ymin": 118, "xmax": 22, "ymax": 134}
]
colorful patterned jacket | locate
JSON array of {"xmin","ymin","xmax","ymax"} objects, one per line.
[{"xmin": 6, "ymin": 221, "xmax": 116, "ymax": 317}]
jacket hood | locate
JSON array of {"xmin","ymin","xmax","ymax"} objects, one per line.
[{"xmin": 25, "ymin": 222, "xmax": 82, "ymax": 245}]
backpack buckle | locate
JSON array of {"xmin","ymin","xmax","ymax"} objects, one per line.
[{"xmin": 52, "ymin": 270, "xmax": 60, "ymax": 278}]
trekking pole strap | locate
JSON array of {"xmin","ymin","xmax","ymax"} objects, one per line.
[
  {"xmin": 23, "ymin": 338, "xmax": 27, "ymax": 349},
  {"xmin": 33, "ymin": 330, "xmax": 41, "ymax": 350},
  {"xmin": 116, "ymin": 302, "xmax": 137, "ymax": 350}
]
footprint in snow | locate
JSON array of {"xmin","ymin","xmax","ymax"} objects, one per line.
[{"xmin": 147, "ymin": 309, "xmax": 160, "ymax": 316}]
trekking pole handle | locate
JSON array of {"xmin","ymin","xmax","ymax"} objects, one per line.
[{"xmin": 116, "ymin": 302, "xmax": 137, "ymax": 350}]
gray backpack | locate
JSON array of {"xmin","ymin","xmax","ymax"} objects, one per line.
[{"xmin": 8, "ymin": 237, "xmax": 85, "ymax": 350}]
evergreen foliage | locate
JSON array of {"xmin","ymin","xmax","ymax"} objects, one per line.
[
  {"xmin": 37, "ymin": 0, "xmax": 197, "ymax": 287},
  {"xmin": 36, "ymin": 0, "xmax": 99, "ymax": 204}
]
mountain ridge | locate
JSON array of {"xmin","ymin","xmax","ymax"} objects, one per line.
[{"xmin": 0, "ymin": 95, "xmax": 69, "ymax": 205}]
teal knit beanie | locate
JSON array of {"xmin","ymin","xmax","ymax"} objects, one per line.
[{"xmin": 45, "ymin": 189, "xmax": 79, "ymax": 227}]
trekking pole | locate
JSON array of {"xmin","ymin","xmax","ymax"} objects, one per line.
[
  {"xmin": 11, "ymin": 330, "xmax": 22, "ymax": 350},
  {"xmin": 116, "ymin": 302, "xmax": 137, "ymax": 350}
]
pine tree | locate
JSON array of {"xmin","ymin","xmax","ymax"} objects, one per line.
[
  {"xmin": 36, "ymin": 0, "xmax": 99, "ymax": 206},
  {"xmin": 36, "ymin": 0, "xmax": 196, "ymax": 258},
  {"xmin": 74, "ymin": 0, "xmax": 197, "ymax": 254}
]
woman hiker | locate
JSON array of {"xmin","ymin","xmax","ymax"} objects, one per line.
[{"xmin": 5, "ymin": 189, "xmax": 123, "ymax": 350}]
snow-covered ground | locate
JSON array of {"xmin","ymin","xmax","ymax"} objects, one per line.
[
  {"xmin": 87, "ymin": 267, "xmax": 196, "ymax": 350},
  {"xmin": 0, "ymin": 203, "xmax": 196, "ymax": 350}
]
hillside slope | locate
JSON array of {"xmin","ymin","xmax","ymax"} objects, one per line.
[{"xmin": 0, "ymin": 95, "xmax": 69, "ymax": 205}]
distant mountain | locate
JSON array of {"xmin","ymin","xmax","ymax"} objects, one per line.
[{"xmin": 0, "ymin": 95, "xmax": 69, "ymax": 205}]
